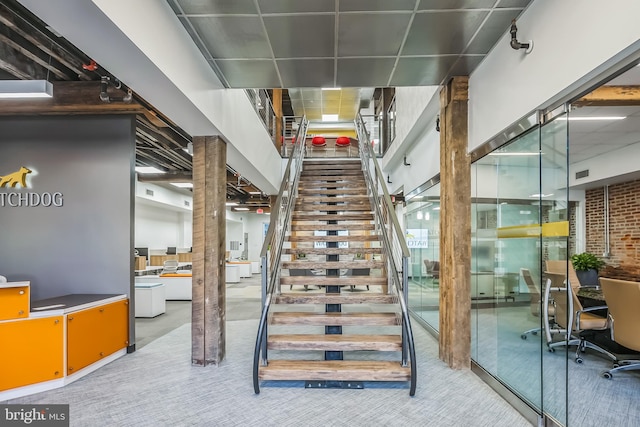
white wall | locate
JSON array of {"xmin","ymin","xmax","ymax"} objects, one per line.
[
  {"xmin": 225, "ymin": 210, "xmax": 269, "ymax": 260},
  {"xmin": 469, "ymin": 0, "xmax": 640, "ymax": 151},
  {"xmin": 135, "ymin": 201, "xmax": 189, "ymax": 252}
]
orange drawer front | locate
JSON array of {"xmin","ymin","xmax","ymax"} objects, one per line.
[
  {"xmin": 67, "ymin": 299, "xmax": 129, "ymax": 374},
  {"xmin": 0, "ymin": 316, "xmax": 64, "ymax": 391},
  {"xmin": 0, "ymin": 286, "xmax": 29, "ymax": 321}
]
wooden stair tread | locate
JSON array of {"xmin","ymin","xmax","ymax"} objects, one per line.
[
  {"xmin": 292, "ymin": 214, "xmax": 374, "ymax": 221},
  {"xmin": 268, "ymin": 334, "xmax": 402, "ymax": 351},
  {"xmin": 270, "ymin": 312, "xmax": 399, "ymax": 326},
  {"xmin": 287, "ymin": 235, "xmax": 379, "ymax": 242},
  {"xmin": 258, "ymin": 360, "xmax": 411, "ymax": 381},
  {"xmin": 300, "ymin": 170, "xmax": 363, "ymax": 176},
  {"xmin": 291, "ymin": 223, "xmax": 375, "ymax": 231},
  {"xmin": 280, "ymin": 276, "xmax": 386, "ymax": 286},
  {"xmin": 298, "ymin": 189, "xmax": 367, "ymax": 195},
  {"xmin": 282, "ymin": 261, "xmax": 383, "ymax": 269},
  {"xmin": 275, "ymin": 293, "xmax": 396, "ymax": 305},
  {"xmin": 303, "ymin": 164, "xmax": 361, "ymax": 171},
  {"xmin": 294, "ymin": 205, "xmax": 372, "ymax": 212},
  {"xmin": 284, "ymin": 248, "xmax": 381, "ymax": 255},
  {"xmin": 297, "ymin": 196, "xmax": 370, "ymax": 203}
]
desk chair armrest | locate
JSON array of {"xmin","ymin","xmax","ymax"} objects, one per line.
[{"xmin": 575, "ymin": 305, "xmax": 608, "ymax": 329}]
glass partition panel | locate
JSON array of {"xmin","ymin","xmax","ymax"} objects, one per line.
[
  {"xmin": 405, "ymin": 183, "xmax": 440, "ymax": 331},
  {"xmin": 471, "ymin": 126, "xmax": 545, "ymax": 412},
  {"xmin": 540, "ymin": 114, "xmax": 569, "ymax": 426}
]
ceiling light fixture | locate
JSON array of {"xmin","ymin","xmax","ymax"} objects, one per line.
[
  {"xmin": 135, "ymin": 166, "xmax": 166, "ymax": 174},
  {"xmin": 0, "ymin": 80, "xmax": 53, "ymax": 98},
  {"xmin": 234, "ymin": 207, "xmax": 249, "ymax": 211},
  {"xmin": 225, "ymin": 202, "xmax": 238, "ymax": 206},
  {"xmin": 321, "ymin": 87, "xmax": 341, "ymax": 91},
  {"xmin": 529, "ymin": 193, "xmax": 554, "ymax": 198},
  {"xmin": 170, "ymin": 182, "xmax": 193, "ymax": 188},
  {"xmin": 322, "ymin": 114, "xmax": 339, "ymax": 122}
]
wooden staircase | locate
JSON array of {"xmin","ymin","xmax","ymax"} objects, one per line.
[{"xmin": 257, "ymin": 159, "xmax": 412, "ymax": 387}]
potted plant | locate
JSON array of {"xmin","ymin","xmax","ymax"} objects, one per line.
[{"xmin": 570, "ymin": 252, "xmax": 605, "ymax": 287}]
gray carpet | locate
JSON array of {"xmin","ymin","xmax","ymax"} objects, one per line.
[{"xmin": 5, "ymin": 313, "xmax": 530, "ymax": 426}]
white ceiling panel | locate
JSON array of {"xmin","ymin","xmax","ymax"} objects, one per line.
[
  {"xmin": 341, "ymin": 0, "xmax": 417, "ymax": 12},
  {"xmin": 258, "ymin": 0, "xmax": 335, "ymax": 14},
  {"xmin": 418, "ymin": 0, "xmax": 496, "ymax": 10},
  {"xmin": 391, "ymin": 56, "xmax": 458, "ymax": 86}
]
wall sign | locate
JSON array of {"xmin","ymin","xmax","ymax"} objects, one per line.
[{"xmin": 0, "ymin": 165, "xmax": 63, "ymax": 207}]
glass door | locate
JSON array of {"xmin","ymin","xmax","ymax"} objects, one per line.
[{"xmin": 471, "ymin": 110, "xmax": 569, "ymax": 424}]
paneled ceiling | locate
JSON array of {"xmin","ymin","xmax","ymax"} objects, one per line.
[{"xmin": 168, "ymin": 0, "xmax": 533, "ymax": 89}]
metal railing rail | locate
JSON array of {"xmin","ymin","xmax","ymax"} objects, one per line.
[
  {"xmin": 356, "ymin": 112, "xmax": 417, "ymax": 396},
  {"xmin": 253, "ymin": 116, "xmax": 308, "ymax": 394},
  {"xmin": 246, "ymin": 89, "xmax": 277, "ymax": 142}
]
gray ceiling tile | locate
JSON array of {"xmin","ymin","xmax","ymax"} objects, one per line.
[
  {"xmin": 175, "ymin": 0, "xmax": 257, "ymax": 15},
  {"xmin": 418, "ymin": 0, "xmax": 496, "ymax": 9},
  {"xmin": 264, "ymin": 15, "xmax": 334, "ymax": 58},
  {"xmin": 497, "ymin": 0, "xmax": 533, "ymax": 8},
  {"xmin": 447, "ymin": 55, "xmax": 485, "ymax": 77},
  {"xmin": 277, "ymin": 59, "xmax": 335, "ymax": 87},
  {"xmin": 403, "ymin": 11, "xmax": 488, "ymax": 55},
  {"xmin": 189, "ymin": 16, "xmax": 270, "ymax": 58},
  {"xmin": 337, "ymin": 58, "xmax": 396, "ymax": 87},
  {"xmin": 257, "ymin": 0, "xmax": 335, "ymax": 14},
  {"xmin": 465, "ymin": 10, "xmax": 520, "ymax": 55},
  {"xmin": 390, "ymin": 56, "xmax": 458, "ymax": 86},
  {"xmin": 338, "ymin": 13, "xmax": 411, "ymax": 57},
  {"xmin": 215, "ymin": 60, "xmax": 280, "ymax": 87},
  {"xmin": 340, "ymin": 0, "xmax": 417, "ymax": 12}
]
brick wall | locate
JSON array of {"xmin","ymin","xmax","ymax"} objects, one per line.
[{"xmin": 586, "ymin": 180, "xmax": 640, "ymax": 281}]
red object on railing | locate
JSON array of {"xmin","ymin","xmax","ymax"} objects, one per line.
[
  {"xmin": 82, "ymin": 59, "xmax": 98, "ymax": 71},
  {"xmin": 311, "ymin": 136, "xmax": 326, "ymax": 146},
  {"xmin": 336, "ymin": 136, "xmax": 350, "ymax": 147}
]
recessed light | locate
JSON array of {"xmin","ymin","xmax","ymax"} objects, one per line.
[
  {"xmin": 322, "ymin": 114, "xmax": 339, "ymax": 122},
  {"xmin": 225, "ymin": 202, "xmax": 237, "ymax": 206},
  {"xmin": 321, "ymin": 87, "xmax": 341, "ymax": 91},
  {"xmin": 135, "ymin": 166, "xmax": 165, "ymax": 174},
  {"xmin": 170, "ymin": 182, "xmax": 193, "ymax": 188},
  {"xmin": 234, "ymin": 207, "xmax": 249, "ymax": 211},
  {"xmin": 529, "ymin": 193, "xmax": 553, "ymax": 198},
  {"xmin": 249, "ymin": 191, "xmax": 262, "ymax": 195}
]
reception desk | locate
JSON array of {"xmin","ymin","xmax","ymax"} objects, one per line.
[{"xmin": 0, "ymin": 285, "xmax": 128, "ymax": 401}]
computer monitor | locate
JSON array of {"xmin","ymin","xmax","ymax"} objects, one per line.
[
  {"xmin": 135, "ymin": 247, "xmax": 149, "ymax": 258},
  {"xmin": 167, "ymin": 246, "xmax": 177, "ymax": 255}
]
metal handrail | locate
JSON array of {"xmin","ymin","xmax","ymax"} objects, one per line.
[
  {"xmin": 245, "ymin": 89, "xmax": 277, "ymax": 142},
  {"xmin": 253, "ymin": 116, "xmax": 308, "ymax": 394},
  {"xmin": 356, "ymin": 112, "xmax": 416, "ymax": 396}
]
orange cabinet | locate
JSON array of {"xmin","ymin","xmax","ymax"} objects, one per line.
[
  {"xmin": 0, "ymin": 316, "xmax": 63, "ymax": 391},
  {"xmin": 67, "ymin": 300, "xmax": 129, "ymax": 374},
  {"xmin": 0, "ymin": 284, "xmax": 30, "ymax": 321}
]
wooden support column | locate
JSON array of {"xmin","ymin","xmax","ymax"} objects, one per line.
[
  {"xmin": 273, "ymin": 89, "xmax": 283, "ymax": 153},
  {"xmin": 438, "ymin": 76, "xmax": 471, "ymax": 369},
  {"xmin": 192, "ymin": 135, "xmax": 227, "ymax": 366}
]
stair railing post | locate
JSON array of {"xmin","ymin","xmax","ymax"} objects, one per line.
[
  {"xmin": 261, "ymin": 254, "xmax": 268, "ymax": 363},
  {"xmin": 402, "ymin": 255, "xmax": 409, "ymax": 365}
]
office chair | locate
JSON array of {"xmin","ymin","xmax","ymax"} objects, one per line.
[
  {"xmin": 543, "ymin": 271, "xmax": 617, "ymax": 364},
  {"xmin": 520, "ymin": 268, "xmax": 555, "ymax": 339},
  {"xmin": 545, "ymin": 259, "xmax": 583, "ymax": 288},
  {"xmin": 161, "ymin": 259, "xmax": 179, "ymax": 275},
  {"xmin": 311, "ymin": 136, "xmax": 326, "ymax": 156},
  {"xmin": 600, "ymin": 278, "xmax": 640, "ymax": 379},
  {"xmin": 334, "ymin": 136, "xmax": 351, "ymax": 156}
]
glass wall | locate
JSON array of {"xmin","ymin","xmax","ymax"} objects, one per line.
[
  {"xmin": 471, "ymin": 114, "xmax": 569, "ymax": 425},
  {"xmin": 405, "ymin": 184, "xmax": 441, "ymax": 331}
]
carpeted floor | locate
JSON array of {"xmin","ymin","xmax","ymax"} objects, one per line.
[{"xmin": 4, "ymin": 276, "xmax": 532, "ymax": 427}]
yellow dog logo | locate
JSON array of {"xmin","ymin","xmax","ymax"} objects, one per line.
[{"xmin": 0, "ymin": 166, "xmax": 32, "ymax": 188}]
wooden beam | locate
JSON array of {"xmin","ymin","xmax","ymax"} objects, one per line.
[
  {"xmin": 192, "ymin": 135, "xmax": 226, "ymax": 366},
  {"xmin": 273, "ymin": 89, "xmax": 283, "ymax": 153},
  {"xmin": 574, "ymin": 85, "xmax": 640, "ymax": 107},
  {"xmin": 439, "ymin": 76, "xmax": 471, "ymax": 370},
  {"xmin": 136, "ymin": 172, "xmax": 192, "ymax": 183},
  {"xmin": 0, "ymin": 81, "xmax": 145, "ymax": 115}
]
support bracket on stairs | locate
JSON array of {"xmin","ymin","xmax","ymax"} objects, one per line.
[{"xmin": 305, "ymin": 381, "xmax": 364, "ymax": 389}]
